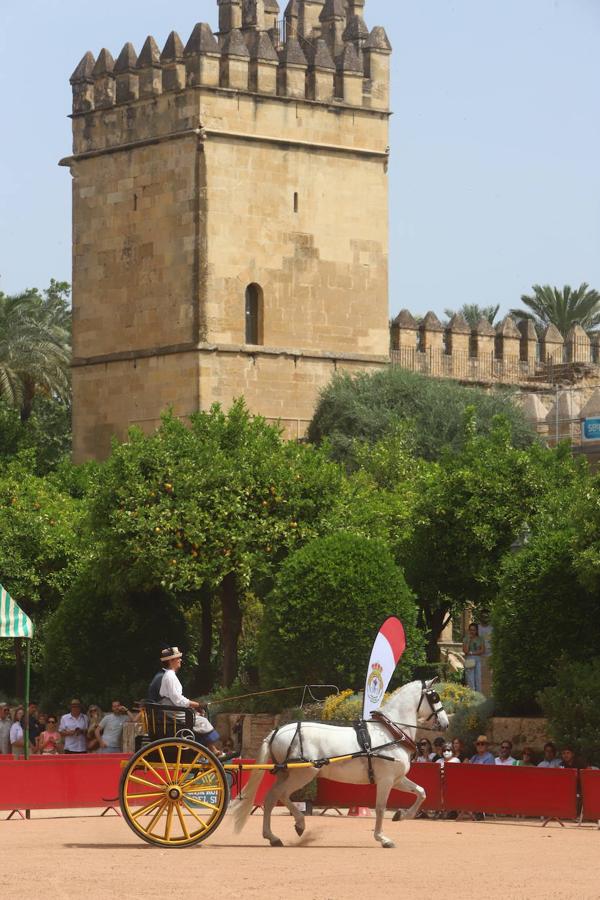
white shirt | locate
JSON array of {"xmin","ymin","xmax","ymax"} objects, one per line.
[
  {"xmin": 9, "ymin": 722, "xmax": 23, "ymax": 746},
  {"xmin": 436, "ymin": 755, "xmax": 461, "ymax": 766},
  {"xmin": 59, "ymin": 713, "xmax": 89, "ymax": 752},
  {"xmin": 538, "ymin": 759, "xmax": 561, "ymax": 769},
  {"xmin": 159, "ymin": 669, "xmax": 191, "ymax": 708},
  {"xmin": 495, "ymin": 756, "xmax": 516, "ymax": 766}
]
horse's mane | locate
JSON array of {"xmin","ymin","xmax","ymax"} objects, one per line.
[{"xmin": 380, "ymin": 680, "xmax": 420, "ymax": 712}]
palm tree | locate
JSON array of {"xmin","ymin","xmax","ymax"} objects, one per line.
[
  {"xmin": 444, "ymin": 304, "xmax": 500, "ymax": 329},
  {"xmin": 0, "ymin": 284, "xmax": 71, "ymax": 422},
  {"xmin": 511, "ymin": 284, "xmax": 600, "ymax": 337}
]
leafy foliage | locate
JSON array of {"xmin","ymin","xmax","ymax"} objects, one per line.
[
  {"xmin": 538, "ymin": 658, "xmax": 600, "ymax": 767},
  {"xmin": 0, "ymin": 281, "xmax": 71, "ymax": 422},
  {"xmin": 492, "ymin": 470, "xmax": 600, "ymax": 713},
  {"xmin": 511, "ymin": 283, "xmax": 600, "ymax": 337},
  {"xmin": 47, "ymin": 401, "xmax": 346, "ymax": 689},
  {"xmin": 0, "ymin": 398, "xmax": 71, "ymax": 474},
  {"xmin": 259, "ymin": 532, "xmax": 424, "ymax": 689},
  {"xmin": 0, "ymin": 456, "xmax": 81, "ymax": 617},
  {"xmin": 448, "ymin": 696, "xmax": 494, "ymax": 751},
  {"xmin": 444, "ymin": 304, "xmax": 500, "ymax": 328},
  {"xmin": 308, "ymin": 368, "xmax": 536, "ymax": 463},
  {"xmin": 42, "ymin": 578, "xmax": 189, "ymax": 709},
  {"xmin": 395, "ymin": 417, "xmax": 579, "ymax": 658}
]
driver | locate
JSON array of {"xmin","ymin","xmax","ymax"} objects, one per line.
[{"xmin": 148, "ymin": 646, "xmax": 225, "ymax": 758}]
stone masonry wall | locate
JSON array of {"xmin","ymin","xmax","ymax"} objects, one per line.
[{"xmin": 65, "ymin": 1, "xmax": 392, "ymax": 462}]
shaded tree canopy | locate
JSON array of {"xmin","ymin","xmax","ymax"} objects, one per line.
[{"xmin": 308, "ymin": 367, "xmax": 536, "ymax": 463}]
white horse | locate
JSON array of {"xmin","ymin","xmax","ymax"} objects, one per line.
[{"xmin": 231, "ymin": 679, "xmax": 449, "ymax": 848}]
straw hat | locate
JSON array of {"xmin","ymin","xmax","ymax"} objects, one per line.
[{"xmin": 160, "ymin": 646, "xmax": 183, "ymax": 662}]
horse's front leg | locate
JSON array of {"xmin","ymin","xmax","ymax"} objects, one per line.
[
  {"xmin": 374, "ymin": 777, "xmax": 395, "ymax": 849},
  {"xmin": 392, "ymin": 775, "xmax": 427, "ymax": 822}
]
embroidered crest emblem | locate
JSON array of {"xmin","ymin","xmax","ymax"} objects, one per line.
[{"xmin": 366, "ymin": 662, "xmax": 384, "ymax": 705}]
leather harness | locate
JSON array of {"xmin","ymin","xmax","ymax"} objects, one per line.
[{"xmin": 268, "ymin": 683, "xmax": 442, "ymax": 784}]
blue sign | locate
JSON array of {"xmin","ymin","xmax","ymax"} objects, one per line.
[{"xmin": 582, "ymin": 418, "xmax": 600, "ymax": 442}]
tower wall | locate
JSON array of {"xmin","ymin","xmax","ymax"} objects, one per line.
[{"xmin": 64, "ymin": 1, "xmax": 392, "ymax": 461}]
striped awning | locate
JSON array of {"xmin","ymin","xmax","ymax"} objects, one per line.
[{"xmin": 0, "ymin": 585, "xmax": 33, "ymax": 639}]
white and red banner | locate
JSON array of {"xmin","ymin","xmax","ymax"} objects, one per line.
[{"xmin": 362, "ymin": 617, "xmax": 406, "ymax": 719}]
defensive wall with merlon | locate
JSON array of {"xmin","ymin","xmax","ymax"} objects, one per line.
[{"xmin": 63, "ymin": 0, "xmax": 393, "ymax": 461}]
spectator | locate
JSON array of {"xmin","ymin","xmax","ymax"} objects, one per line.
[
  {"xmin": 452, "ymin": 737, "xmax": 468, "ymax": 762},
  {"xmin": 37, "ymin": 716, "xmax": 63, "ymax": 756},
  {"xmin": 415, "ymin": 738, "xmax": 435, "ymax": 762},
  {"xmin": 560, "ymin": 746, "xmax": 581, "ymax": 769},
  {"xmin": 96, "ymin": 700, "xmax": 135, "ymax": 753},
  {"xmin": 59, "ymin": 699, "xmax": 89, "ymax": 754},
  {"xmin": 469, "ymin": 735, "xmax": 495, "ymax": 765},
  {"xmin": 495, "ymin": 740, "xmax": 517, "ymax": 766},
  {"xmin": 432, "ymin": 736, "xmax": 446, "ymax": 761},
  {"xmin": 515, "ymin": 747, "xmax": 536, "ymax": 767},
  {"xmin": 0, "ymin": 704, "xmax": 11, "ymax": 755},
  {"xmin": 463, "ymin": 623, "xmax": 485, "ymax": 693},
  {"xmin": 232, "ymin": 715, "xmax": 244, "ymax": 754},
  {"xmin": 27, "ymin": 702, "xmax": 42, "ymax": 753},
  {"xmin": 436, "ymin": 741, "xmax": 461, "ymax": 767},
  {"xmin": 10, "ymin": 707, "xmax": 26, "ymax": 759},
  {"xmin": 537, "ymin": 742, "xmax": 561, "ymax": 769},
  {"xmin": 478, "ymin": 613, "xmax": 493, "ymax": 659},
  {"xmin": 86, "ymin": 705, "xmax": 103, "ymax": 752}
]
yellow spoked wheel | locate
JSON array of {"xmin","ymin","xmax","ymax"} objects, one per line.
[{"xmin": 120, "ymin": 739, "xmax": 229, "ymax": 848}]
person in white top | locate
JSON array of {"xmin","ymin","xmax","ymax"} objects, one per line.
[
  {"xmin": 495, "ymin": 740, "xmax": 517, "ymax": 766},
  {"xmin": 436, "ymin": 742, "xmax": 461, "ymax": 767},
  {"xmin": 59, "ymin": 699, "xmax": 89, "ymax": 753},
  {"xmin": 147, "ymin": 646, "xmax": 225, "ymax": 758}
]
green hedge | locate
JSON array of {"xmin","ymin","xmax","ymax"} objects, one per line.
[{"xmin": 259, "ymin": 532, "xmax": 424, "ymax": 690}]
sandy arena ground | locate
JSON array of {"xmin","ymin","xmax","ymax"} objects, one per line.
[{"xmin": 2, "ymin": 809, "xmax": 598, "ymax": 899}]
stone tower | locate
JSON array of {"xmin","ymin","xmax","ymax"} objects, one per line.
[{"xmin": 63, "ymin": 0, "xmax": 392, "ymax": 461}]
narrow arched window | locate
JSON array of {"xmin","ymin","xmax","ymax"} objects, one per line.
[{"xmin": 245, "ymin": 284, "xmax": 263, "ymax": 345}]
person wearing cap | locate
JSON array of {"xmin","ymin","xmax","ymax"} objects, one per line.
[
  {"xmin": 0, "ymin": 704, "xmax": 11, "ymax": 755},
  {"xmin": 469, "ymin": 735, "xmax": 495, "ymax": 765},
  {"xmin": 148, "ymin": 647, "xmax": 224, "ymax": 758},
  {"xmin": 59, "ymin": 700, "xmax": 89, "ymax": 754}
]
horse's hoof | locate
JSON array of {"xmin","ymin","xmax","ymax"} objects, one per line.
[
  {"xmin": 295, "ymin": 824, "xmax": 305, "ymax": 837},
  {"xmin": 392, "ymin": 811, "xmax": 403, "ymax": 823},
  {"xmin": 270, "ymin": 838, "xmax": 284, "ymax": 847},
  {"xmin": 382, "ymin": 841, "xmax": 396, "ymax": 849}
]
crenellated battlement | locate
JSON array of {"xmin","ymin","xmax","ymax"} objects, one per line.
[
  {"xmin": 391, "ymin": 309, "xmax": 600, "ymax": 386},
  {"xmin": 69, "ymin": 0, "xmax": 391, "ymax": 127}
]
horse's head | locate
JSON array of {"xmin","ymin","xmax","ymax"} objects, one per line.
[{"xmin": 416, "ymin": 678, "xmax": 449, "ymax": 731}]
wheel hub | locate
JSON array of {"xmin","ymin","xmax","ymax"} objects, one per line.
[{"xmin": 168, "ymin": 786, "xmax": 183, "ymax": 801}]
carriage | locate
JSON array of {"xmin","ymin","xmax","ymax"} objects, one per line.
[{"xmin": 120, "ymin": 680, "xmax": 448, "ymax": 850}]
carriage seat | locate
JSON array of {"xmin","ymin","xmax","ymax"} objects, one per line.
[{"xmin": 142, "ymin": 701, "xmax": 196, "ymax": 741}]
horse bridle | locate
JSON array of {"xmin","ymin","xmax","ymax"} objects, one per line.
[{"xmin": 416, "ymin": 681, "xmax": 445, "ymax": 727}]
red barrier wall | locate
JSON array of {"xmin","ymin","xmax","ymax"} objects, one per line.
[
  {"xmin": 581, "ymin": 770, "xmax": 600, "ymax": 821},
  {"xmin": 227, "ymin": 760, "xmax": 276, "ymax": 806},
  {"xmin": 0, "ymin": 756, "xmax": 127, "ymax": 810},
  {"xmin": 316, "ymin": 763, "xmax": 443, "ymax": 811},
  {"xmin": 444, "ymin": 764, "xmax": 578, "ymax": 819}
]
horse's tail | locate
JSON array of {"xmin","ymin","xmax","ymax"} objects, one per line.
[{"xmin": 230, "ymin": 735, "xmax": 272, "ymax": 834}]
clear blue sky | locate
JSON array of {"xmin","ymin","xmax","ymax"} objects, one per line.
[{"xmin": 1, "ymin": 0, "xmax": 598, "ymax": 318}]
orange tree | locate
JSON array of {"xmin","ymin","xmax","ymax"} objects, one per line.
[{"xmin": 48, "ymin": 402, "xmax": 346, "ymax": 692}]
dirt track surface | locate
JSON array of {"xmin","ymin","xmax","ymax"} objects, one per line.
[{"xmin": 2, "ymin": 810, "xmax": 598, "ymax": 899}]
